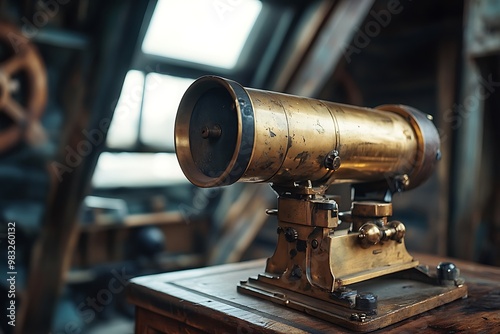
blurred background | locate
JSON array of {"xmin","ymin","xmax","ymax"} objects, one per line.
[{"xmin": 0, "ymin": 0, "xmax": 498, "ymax": 333}]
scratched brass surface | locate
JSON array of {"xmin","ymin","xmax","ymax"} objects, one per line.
[
  {"xmin": 175, "ymin": 76, "xmax": 440, "ymax": 190},
  {"xmin": 238, "ymin": 270, "xmax": 468, "ymax": 332},
  {"xmin": 174, "ymin": 76, "xmax": 453, "ymax": 332}
]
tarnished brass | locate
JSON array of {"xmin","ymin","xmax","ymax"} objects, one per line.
[
  {"xmin": 358, "ymin": 218, "xmax": 406, "ymax": 248},
  {"xmin": 352, "ymin": 201, "xmax": 392, "ymax": 217},
  {"xmin": 175, "ymin": 76, "xmax": 440, "ymax": 190},
  {"xmin": 174, "ymin": 76, "xmax": 466, "ymax": 332}
]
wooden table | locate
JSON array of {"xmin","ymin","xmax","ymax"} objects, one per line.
[{"xmin": 127, "ymin": 254, "xmax": 500, "ymax": 333}]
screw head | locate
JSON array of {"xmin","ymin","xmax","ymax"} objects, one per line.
[
  {"xmin": 436, "ymin": 149, "xmax": 442, "ymax": 161},
  {"xmin": 393, "ymin": 174, "xmax": 410, "ymax": 192},
  {"xmin": 284, "ymin": 227, "xmax": 298, "ymax": 242},
  {"xmin": 290, "ymin": 265, "xmax": 302, "ymax": 279},
  {"xmin": 324, "ymin": 150, "xmax": 341, "ymax": 171},
  {"xmin": 311, "ymin": 239, "xmax": 319, "ymax": 249}
]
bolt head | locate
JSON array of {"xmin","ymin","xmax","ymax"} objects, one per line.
[
  {"xmin": 290, "ymin": 265, "xmax": 303, "ymax": 279},
  {"xmin": 437, "ymin": 262, "xmax": 459, "ymax": 281},
  {"xmin": 355, "ymin": 293, "xmax": 378, "ymax": 314}
]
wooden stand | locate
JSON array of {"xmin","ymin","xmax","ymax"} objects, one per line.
[{"xmin": 127, "ymin": 254, "xmax": 500, "ymax": 333}]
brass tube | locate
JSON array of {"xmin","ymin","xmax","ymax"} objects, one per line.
[{"xmin": 175, "ymin": 76, "xmax": 440, "ymax": 190}]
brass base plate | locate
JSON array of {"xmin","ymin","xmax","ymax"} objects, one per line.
[{"xmin": 238, "ymin": 271, "xmax": 468, "ymax": 332}]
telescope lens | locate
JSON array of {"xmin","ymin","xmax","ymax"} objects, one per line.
[{"xmin": 189, "ymin": 87, "xmax": 238, "ymax": 178}]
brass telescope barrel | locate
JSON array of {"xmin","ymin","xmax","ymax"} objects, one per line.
[{"xmin": 175, "ymin": 76, "xmax": 440, "ymax": 190}]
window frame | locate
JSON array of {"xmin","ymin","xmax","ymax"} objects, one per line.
[{"xmin": 106, "ymin": 0, "xmax": 300, "ymax": 153}]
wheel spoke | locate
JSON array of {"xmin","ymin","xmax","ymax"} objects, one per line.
[
  {"xmin": 3, "ymin": 96, "xmax": 46, "ymax": 145},
  {"xmin": 0, "ymin": 126, "xmax": 21, "ymax": 152},
  {"xmin": 25, "ymin": 120, "xmax": 47, "ymax": 145},
  {"xmin": 0, "ymin": 51, "xmax": 28, "ymax": 75},
  {"xmin": 0, "ymin": 23, "xmax": 47, "ymax": 152},
  {"xmin": 3, "ymin": 96, "xmax": 26, "ymax": 122},
  {"xmin": 8, "ymin": 79, "xmax": 20, "ymax": 93}
]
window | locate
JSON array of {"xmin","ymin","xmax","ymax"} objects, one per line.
[
  {"xmin": 92, "ymin": 152, "xmax": 186, "ymax": 188},
  {"xmin": 93, "ymin": 0, "xmax": 276, "ymax": 188},
  {"xmin": 95, "ymin": 72, "xmax": 193, "ymax": 187},
  {"xmin": 106, "ymin": 70, "xmax": 143, "ymax": 149},
  {"xmin": 140, "ymin": 74, "xmax": 194, "ymax": 150},
  {"xmin": 106, "ymin": 71, "xmax": 194, "ymax": 151},
  {"xmin": 142, "ymin": 0, "xmax": 262, "ymax": 69}
]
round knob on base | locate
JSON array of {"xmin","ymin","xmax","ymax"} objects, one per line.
[{"xmin": 358, "ymin": 223, "xmax": 381, "ymax": 248}]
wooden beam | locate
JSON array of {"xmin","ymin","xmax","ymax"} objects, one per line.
[{"xmin": 16, "ymin": 2, "xmax": 151, "ymax": 332}]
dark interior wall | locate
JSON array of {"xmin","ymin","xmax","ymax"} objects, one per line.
[
  {"xmin": 469, "ymin": 54, "xmax": 500, "ymax": 265},
  {"xmin": 321, "ymin": 0, "xmax": 464, "ymax": 255},
  {"xmin": 0, "ymin": 0, "xmax": 498, "ymax": 332},
  {"xmin": 0, "ymin": 1, "xmax": 151, "ymax": 332}
]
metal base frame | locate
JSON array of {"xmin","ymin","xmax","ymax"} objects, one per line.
[{"xmin": 238, "ymin": 268, "xmax": 467, "ymax": 332}]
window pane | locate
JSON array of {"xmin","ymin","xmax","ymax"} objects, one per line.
[
  {"xmin": 92, "ymin": 152, "xmax": 187, "ymax": 188},
  {"xmin": 142, "ymin": 0, "xmax": 262, "ymax": 69},
  {"xmin": 107, "ymin": 70, "xmax": 144, "ymax": 148},
  {"xmin": 140, "ymin": 74, "xmax": 194, "ymax": 150}
]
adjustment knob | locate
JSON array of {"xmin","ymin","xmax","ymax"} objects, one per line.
[
  {"xmin": 387, "ymin": 221, "xmax": 405, "ymax": 242},
  {"xmin": 358, "ymin": 223, "xmax": 381, "ymax": 248},
  {"xmin": 284, "ymin": 227, "xmax": 299, "ymax": 242}
]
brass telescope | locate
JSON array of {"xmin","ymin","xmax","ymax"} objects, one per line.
[
  {"xmin": 174, "ymin": 76, "xmax": 466, "ymax": 332},
  {"xmin": 175, "ymin": 76, "xmax": 440, "ymax": 192}
]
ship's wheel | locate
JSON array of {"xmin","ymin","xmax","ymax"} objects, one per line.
[{"xmin": 0, "ymin": 22, "xmax": 47, "ymax": 152}]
